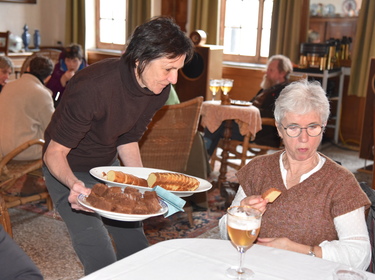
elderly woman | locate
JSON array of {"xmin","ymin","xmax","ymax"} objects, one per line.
[
  {"xmin": 0, "ymin": 56, "xmax": 13, "ymax": 92},
  {"xmin": 219, "ymin": 80, "xmax": 371, "ymax": 270}
]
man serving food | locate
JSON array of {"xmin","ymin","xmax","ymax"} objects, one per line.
[{"xmin": 42, "ymin": 16, "xmax": 194, "ymax": 275}]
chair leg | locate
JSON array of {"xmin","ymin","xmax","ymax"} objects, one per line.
[
  {"xmin": 183, "ymin": 202, "xmax": 194, "ymax": 227},
  {"xmin": 0, "ymin": 196, "xmax": 12, "ymax": 238},
  {"xmin": 240, "ymin": 133, "xmax": 251, "ymax": 168},
  {"xmin": 46, "ymin": 195, "xmax": 53, "ymax": 211},
  {"xmin": 210, "ymin": 148, "xmax": 218, "ymax": 171}
]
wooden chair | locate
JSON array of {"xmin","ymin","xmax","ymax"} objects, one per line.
[
  {"xmin": 0, "ymin": 195, "xmax": 12, "ymax": 237},
  {"xmin": 20, "ymin": 48, "xmax": 62, "ymax": 75},
  {"xmin": 210, "ymin": 118, "xmax": 282, "ymax": 171},
  {"xmin": 0, "ymin": 139, "xmax": 53, "ymax": 237},
  {"xmin": 0, "ymin": 31, "xmax": 10, "ymax": 56},
  {"xmin": 289, "ymin": 73, "xmax": 308, "ymax": 82},
  {"xmin": 139, "ymin": 97, "xmax": 204, "ymax": 226}
]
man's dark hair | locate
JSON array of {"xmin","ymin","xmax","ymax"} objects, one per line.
[
  {"xmin": 64, "ymin": 44, "xmax": 84, "ymax": 60},
  {"xmin": 124, "ymin": 16, "xmax": 194, "ymax": 77},
  {"xmin": 29, "ymin": 55, "xmax": 54, "ymax": 81}
]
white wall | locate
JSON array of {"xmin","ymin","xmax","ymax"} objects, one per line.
[{"xmin": 0, "ymin": 0, "xmax": 66, "ymax": 48}]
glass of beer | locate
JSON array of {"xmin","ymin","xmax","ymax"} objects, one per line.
[
  {"xmin": 226, "ymin": 205, "xmax": 262, "ymax": 279},
  {"xmin": 221, "ymin": 79, "xmax": 234, "ymax": 95},
  {"xmin": 209, "ymin": 79, "xmax": 222, "ymax": 101}
]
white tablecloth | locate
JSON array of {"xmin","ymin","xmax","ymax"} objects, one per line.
[{"xmin": 80, "ymin": 238, "xmax": 375, "ymax": 280}]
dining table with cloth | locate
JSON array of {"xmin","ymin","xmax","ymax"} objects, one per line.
[
  {"xmin": 79, "ymin": 238, "xmax": 375, "ymax": 280},
  {"xmin": 200, "ymin": 100, "xmax": 261, "ymax": 202}
]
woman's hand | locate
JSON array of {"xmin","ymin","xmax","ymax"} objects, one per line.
[
  {"xmin": 257, "ymin": 237, "xmax": 321, "ymax": 257},
  {"xmin": 240, "ymin": 195, "xmax": 268, "ymax": 214},
  {"xmin": 257, "ymin": 237, "xmax": 292, "ymax": 250},
  {"xmin": 68, "ymin": 180, "xmax": 93, "ymax": 212}
]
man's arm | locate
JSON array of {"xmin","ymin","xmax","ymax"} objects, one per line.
[
  {"xmin": 43, "ymin": 140, "xmax": 90, "ymax": 210},
  {"xmin": 117, "ymin": 142, "xmax": 143, "ymax": 167}
]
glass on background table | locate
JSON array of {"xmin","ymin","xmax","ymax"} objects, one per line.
[{"xmin": 209, "ymin": 79, "xmax": 222, "ymax": 101}]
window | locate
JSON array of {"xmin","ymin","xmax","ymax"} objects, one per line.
[
  {"xmin": 220, "ymin": 0, "xmax": 273, "ymax": 64},
  {"xmin": 96, "ymin": 0, "xmax": 127, "ymax": 51}
]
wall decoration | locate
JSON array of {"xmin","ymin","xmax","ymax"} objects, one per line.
[{"xmin": 0, "ymin": 0, "xmax": 37, "ymax": 3}]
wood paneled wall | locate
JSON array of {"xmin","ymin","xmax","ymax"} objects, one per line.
[
  {"xmin": 222, "ymin": 66, "xmax": 264, "ymax": 101},
  {"xmin": 340, "ymin": 76, "xmax": 366, "ymax": 148},
  {"xmin": 87, "ymin": 50, "xmax": 121, "ymax": 65}
]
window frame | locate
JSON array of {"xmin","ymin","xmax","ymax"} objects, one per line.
[
  {"xmin": 95, "ymin": 0, "xmax": 127, "ymax": 51},
  {"xmin": 219, "ymin": 0, "xmax": 271, "ymax": 65}
]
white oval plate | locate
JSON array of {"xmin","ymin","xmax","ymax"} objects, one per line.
[
  {"xmin": 89, "ymin": 166, "xmax": 212, "ymax": 197},
  {"xmin": 77, "ymin": 194, "xmax": 168, "ymax": 221}
]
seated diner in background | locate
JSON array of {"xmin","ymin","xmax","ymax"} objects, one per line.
[
  {"xmin": 203, "ymin": 54, "xmax": 293, "ymax": 157},
  {"xmin": 219, "ymin": 80, "xmax": 371, "ymax": 270},
  {"xmin": 0, "ymin": 56, "xmax": 13, "ymax": 92},
  {"xmin": 0, "ymin": 55, "xmax": 54, "ymax": 160},
  {"xmin": 46, "ymin": 43, "xmax": 87, "ymax": 107}
]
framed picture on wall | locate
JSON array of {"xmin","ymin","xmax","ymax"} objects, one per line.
[{"xmin": 0, "ymin": 0, "xmax": 37, "ymax": 3}]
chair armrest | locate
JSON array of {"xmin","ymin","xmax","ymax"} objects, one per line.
[
  {"xmin": 261, "ymin": 118, "xmax": 276, "ymax": 127},
  {"xmin": 0, "ymin": 139, "xmax": 45, "ymax": 169}
]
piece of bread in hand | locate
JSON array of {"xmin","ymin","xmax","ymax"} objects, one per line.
[{"xmin": 262, "ymin": 188, "xmax": 281, "ymax": 203}]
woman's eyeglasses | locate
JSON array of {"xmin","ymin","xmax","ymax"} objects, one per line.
[{"xmin": 280, "ymin": 124, "xmax": 325, "ymax": 138}]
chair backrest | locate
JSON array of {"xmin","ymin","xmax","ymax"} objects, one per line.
[
  {"xmin": 139, "ymin": 96, "xmax": 203, "ymax": 173},
  {"xmin": 0, "ymin": 31, "xmax": 10, "ymax": 56},
  {"xmin": 0, "ymin": 139, "xmax": 45, "ymax": 191},
  {"xmin": 289, "ymin": 73, "xmax": 308, "ymax": 82},
  {"xmin": 20, "ymin": 48, "xmax": 62, "ymax": 76}
]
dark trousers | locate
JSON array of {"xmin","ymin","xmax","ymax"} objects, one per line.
[
  {"xmin": 42, "ymin": 166, "xmax": 149, "ymax": 275},
  {"xmin": 0, "ymin": 224, "xmax": 43, "ymax": 279}
]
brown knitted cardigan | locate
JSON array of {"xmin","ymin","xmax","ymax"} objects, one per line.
[{"xmin": 237, "ymin": 150, "xmax": 370, "ymax": 246}]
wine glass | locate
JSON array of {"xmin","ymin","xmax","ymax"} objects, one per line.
[
  {"xmin": 209, "ymin": 79, "xmax": 222, "ymax": 101},
  {"xmin": 226, "ymin": 206, "xmax": 262, "ymax": 279},
  {"xmin": 221, "ymin": 79, "xmax": 234, "ymax": 96}
]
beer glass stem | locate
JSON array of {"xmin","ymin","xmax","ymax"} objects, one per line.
[{"xmin": 237, "ymin": 247, "xmax": 246, "ymax": 274}]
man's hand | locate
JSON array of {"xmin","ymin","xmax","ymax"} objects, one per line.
[
  {"xmin": 68, "ymin": 180, "xmax": 92, "ymax": 212},
  {"xmin": 60, "ymin": 70, "xmax": 75, "ymax": 87}
]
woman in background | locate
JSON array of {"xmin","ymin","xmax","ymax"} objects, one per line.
[
  {"xmin": 46, "ymin": 43, "xmax": 87, "ymax": 107},
  {"xmin": 0, "ymin": 56, "xmax": 13, "ymax": 92}
]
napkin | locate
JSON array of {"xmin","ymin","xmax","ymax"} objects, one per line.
[{"xmin": 152, "ymin": 186, "xmax": 186, "ymax": 217}]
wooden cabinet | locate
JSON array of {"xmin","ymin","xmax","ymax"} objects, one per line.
[
  {"xmin": 309, "ymin": 16, "xmax": 358, "ymax": 51},
  {"xmin": 359, "ymin": 58, "xmax": 375, "ymax": 162}
]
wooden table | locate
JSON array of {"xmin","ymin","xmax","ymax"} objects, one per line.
[{"xmin": 200, "ymin": 101, "xmax": 261, "ymax": 199}]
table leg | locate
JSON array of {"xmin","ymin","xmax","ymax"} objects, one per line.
[{"xmin": 217, "ymin": 120, "xmax": 232, "ymax": 188}]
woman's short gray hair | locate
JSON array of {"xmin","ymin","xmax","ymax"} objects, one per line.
[
  {"xmin": 0, "ymin": 56, "xmax": 14, "ymax": 72},
  {"xmin": 274, "ymin": 79, "xmax": 330, "ymax": 124}
]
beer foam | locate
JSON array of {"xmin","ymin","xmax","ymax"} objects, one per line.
[{"xmin": 227, "ymin": 217, "xmax": 261, "ymax": 230}]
